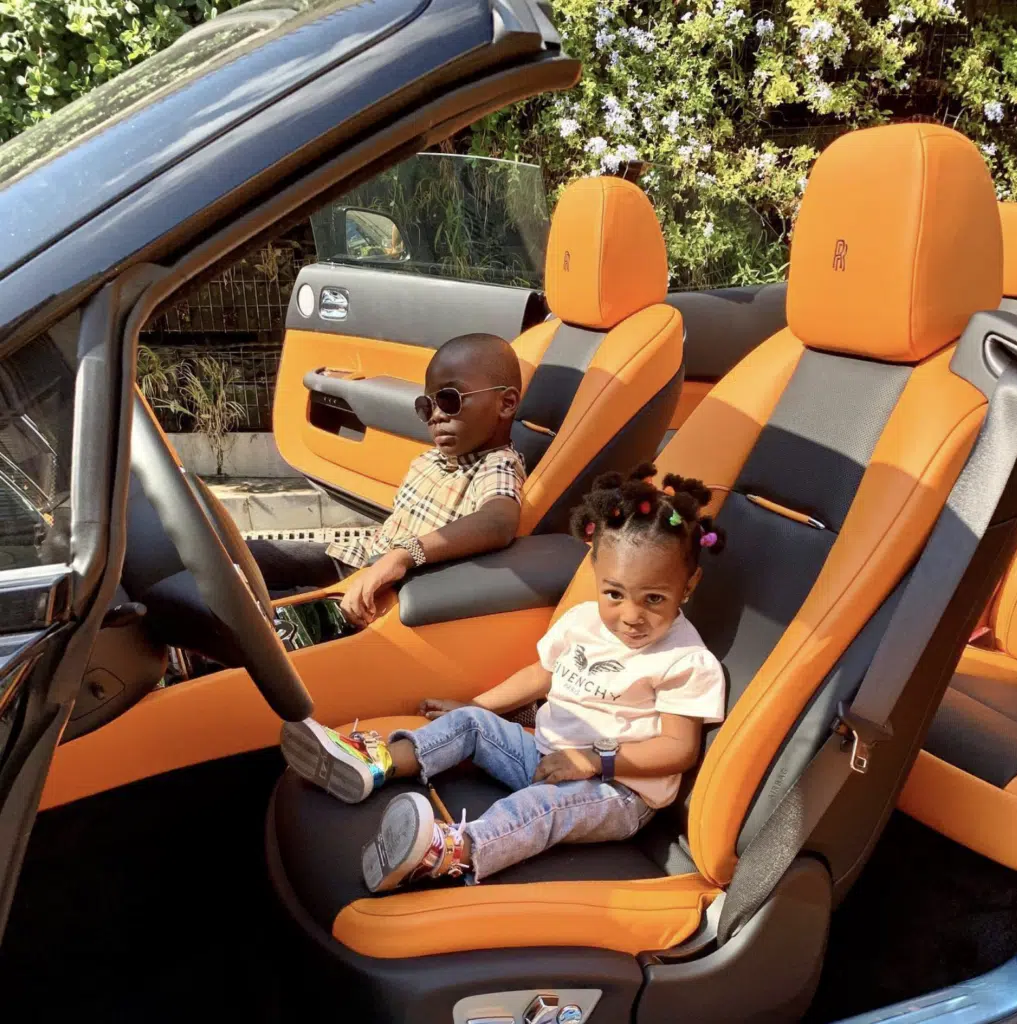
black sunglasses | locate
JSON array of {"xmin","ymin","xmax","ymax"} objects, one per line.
[{"xmin": 414, "ymin": 386, "xmax": 510, "ymax": 423}]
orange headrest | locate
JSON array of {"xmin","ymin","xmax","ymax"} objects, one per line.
[
  {"xmin": 1001, "ymin": 203, "xmax": 1017, "ymax": 298},
  {"xmin": 544, "ymin": 177, "xmax": 668, "ymax": 330},
  {"xmin": 787, "ymin": 123, "xmax": 1003, "ymax": 363}
]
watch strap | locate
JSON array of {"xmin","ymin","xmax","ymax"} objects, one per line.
[{"xmin": 395, "ymin": 536, "xmax": 426, "ymax": 567}]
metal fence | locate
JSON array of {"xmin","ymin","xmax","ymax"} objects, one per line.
[{"xmin": 140, "ymin": 224, "xmax": 313, "ymax": 432}]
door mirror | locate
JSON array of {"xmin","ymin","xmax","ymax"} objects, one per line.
[{"xmin": 343, "ymin": 208, "xmax": 408, "ymax": 262}]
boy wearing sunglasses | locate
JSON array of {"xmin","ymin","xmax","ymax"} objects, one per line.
[{"xmin": 248, "ymin": 334, "xmax": 525, "ymax": 623}]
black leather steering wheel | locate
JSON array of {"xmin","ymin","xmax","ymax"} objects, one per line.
[{"xmin": 130, "ymin": 393, "xmax": 313, "ymax": 721}]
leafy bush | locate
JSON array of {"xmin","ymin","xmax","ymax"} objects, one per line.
[
  {"xmin": 2, "ymin": 0, "xmax": 1013, "ymax": 287},
  {"xmin": 470, "ymin": 0, "xmax": 1016, "ymax": 287},
  {"xmin": 0, "ymin": 0, "xmax": 239, "ymax": 142}
]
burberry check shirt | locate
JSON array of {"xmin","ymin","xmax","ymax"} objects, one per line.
[{"xmin": 326, "ymin": 444, "xmax": 526, "ymax": 570}]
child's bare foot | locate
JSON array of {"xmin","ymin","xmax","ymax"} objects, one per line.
[
  {"xmin": 362, "ymin": 792, "xmax": 471, "ymax": 892},
  {"xmin": 280, "ymin": 719, "xmax": 393, "ymax": 803}
]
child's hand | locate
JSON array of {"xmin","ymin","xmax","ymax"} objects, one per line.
[
  {"xmin": 533, "ymin": 749, "xmax": 600, "ymax": 784},
  {"xmin": 340, "ymin": 549, "xmax": 414, "ymax": 626},
  {"xmin": 419, "ymin": 698, "xmax": 467, "ymax": 720}
]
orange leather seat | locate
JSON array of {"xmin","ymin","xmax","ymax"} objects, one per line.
[{"xmin": 267, "ymin": 124, "xmax": 1005, "ymax": 1015}]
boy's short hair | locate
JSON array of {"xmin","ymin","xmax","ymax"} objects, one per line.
[{"xmin": 430, "ymin": 333, "xmax": 522, "ymax": 391}]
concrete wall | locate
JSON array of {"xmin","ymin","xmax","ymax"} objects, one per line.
[{"xmin": 167, "ymin": 432, "xmax": 294, "ymax": 478}]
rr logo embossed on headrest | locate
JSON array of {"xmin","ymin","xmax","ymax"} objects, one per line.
[
  {"xmin": 832, "ymin": 239, "xmax": 848, "ymax": 272},
  {"xmin": 563, "ymin": 250, "xmax": 571, "ymax": 271}
]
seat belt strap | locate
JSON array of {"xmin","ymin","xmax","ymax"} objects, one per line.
[{"xmin": 717, "ymin": 363, "xmax": 1017, "ymax": 945}]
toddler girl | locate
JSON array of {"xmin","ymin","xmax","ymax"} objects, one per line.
[{"xmin": 280, "ymin": 465, "xmax": 727, "ymax": 891}]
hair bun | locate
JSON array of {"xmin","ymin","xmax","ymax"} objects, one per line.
[{"xmin": 661, "ymin": 474, "xmax": 712, "ymax": 509}]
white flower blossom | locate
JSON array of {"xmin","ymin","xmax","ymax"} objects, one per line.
[
  {"xmin": 642, "ymin": 170, "xmax": 659, "ymax": 190},
  {"xmin": 758, "ymin": 151, "xmax": 777, "ymax": 170},
  {"xmin": 585, "ymin": 136, "xmax": 609, "ymax": 156},
  {"xmin": 700, "ymin": 142, "xmax": 712, "ymax": 155},
  {"xmin": 559, "ymin": 117, "xmax": 580, "ymax": 138},
  {"xmin": 642, "ymin": 116, "xmax": 655, "ymax": 132},
  {"xmin": 595, "ymin": 5, "xmax": 611, "ymax": 23},
  {"xmin": 984, "ymin": 100, "xmax": 1004, "ymax": 123},
  {"xmin": 620, "ymin": 26, "xmax": 656, "ymax": 52},
  {"xmin": 726, "ymin": 8, "xmax": 745, "ymax": 26},
  {"xmin": 601, "ymin": 152, "xmax": 623, "ymax": 174},
  {"xmin": 801, "ymin": 18, "xmax": 834, "ymax": 43},
  {"xmin": 698, "ymin": 172, "xmax": 717, "ymax": 184},
  {"xmin": 603, "ymin": 94, "xmax": 633, "ymax": 133},
  {"xmin": 609, "ymin": 50, "xmax": 621, "ymax": 67},
  {"xmin": 677, "ymin": 144, "xmax": 695, "ymax": 160},
  {"xmin": 797, "ymin": 176, "xmax": 809, "ymax": 192},
  {"xmin": 937, "ymin": 0, "xmax": 957, "ymax": 12},
  {"xmin": 755, "ymin": 17, "xmax": 774, "ymax": 37},
  {"xmin": 813, "ymin": 83, "xmax": 833, "ymax": 105},
  {"xmin": 804, "ymin": 53, "xmax": 821, "ymax": 71},
  {"xmin": 594, "ymin": 28, "xmax": 615, "ymax": 49},
  {"xmin": 681, "ymin": 11, "xmax": 693, "ymax": 21},
  {"xmin": 703, "ymin": 221, "xmax": 715, "ymax": 238},
  {"xmin": 617, "ymin": 143, "xmax": 639, "ymax": 161},
  {"xmin": 663, "ymin": 111, "xmax": 682, "ymax": 133},
  {"xmin": 981, "ymin": 143, "xmax": 998, "ymax": 157}
]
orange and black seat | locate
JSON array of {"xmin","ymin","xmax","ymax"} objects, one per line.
[{"xmin": 267, "ymin": 124, "xmax": 1005, "ymax": 1020}]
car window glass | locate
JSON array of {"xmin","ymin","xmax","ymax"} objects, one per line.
[
  {"xmin": 0, "ymin": 0, "xmax": 349, "ymax": 188},
  {"xmin": 310, "ymin": 153, "xmax": 550, "ymax": 288},
  {"xmin": 0, "ymin": 318, "xmax": 78, "ymax": 571}
]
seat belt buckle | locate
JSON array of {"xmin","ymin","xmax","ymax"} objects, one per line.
[{"xmin": 834, "ymin": 702, "xmax": 893, "ymax": 774}]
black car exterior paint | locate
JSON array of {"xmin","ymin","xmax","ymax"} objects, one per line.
[{"xmin": 0, "ymin": 0, "xmax": 430, "ymax": 282}]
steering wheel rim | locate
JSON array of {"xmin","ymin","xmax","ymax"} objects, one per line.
[{"xmin": 130, "ymin": 392, "xmax": 313, "ymax": 721}]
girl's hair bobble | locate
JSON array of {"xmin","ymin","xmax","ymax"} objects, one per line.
[
  {"xmin": 669, "ymin": 510, "xmax": 683, "ymax": 527},
  {"xmin": 585, "ymin": 521, "xmax": 596, "ymax": 538},
  {"xmin": 700, "ymin": 531, "xmax": 718, "ymax": 548},
  {"xmin": 639, "ymin": 500, "xmax": 652, "ymax": 515}
]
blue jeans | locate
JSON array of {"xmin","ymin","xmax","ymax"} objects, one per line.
[{"xmin": 390, "ymin": 707, "xmax": 653, "ymax": 882}]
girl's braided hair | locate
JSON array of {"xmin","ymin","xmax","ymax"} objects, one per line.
[{"xmin": 569, "ymin": 463, "xmax": 726, "ymax": 569}]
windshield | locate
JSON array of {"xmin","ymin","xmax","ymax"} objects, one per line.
[
  {"xmin": 0, "ymin": 0, "xmax": 346, "ymax": 188},
  {"xmin": 310, "ymin": 153, "xmax": 550, "ymax": 288}
]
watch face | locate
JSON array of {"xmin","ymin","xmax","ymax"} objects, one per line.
[{"xmin": 595, "ymin": 739, "xmax": 619, "ymax": 754}]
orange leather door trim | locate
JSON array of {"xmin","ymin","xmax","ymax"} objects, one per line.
[
  {"xmin": 899, "ymin": 750, "xmax": 1017, "ymax": 870},
  {"xmin": 333, "ymin": 873, "xmax": 719, "ymax": 959},
  {"xmin": 275, "ymin": 330, "xmax": 435, "ymax": 505},
  {"xmin": 41, "ymin": 594, "xmax": 552, "ymax": 809}
]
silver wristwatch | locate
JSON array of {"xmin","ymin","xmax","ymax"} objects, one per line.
[
  {"xmin": 593, "ymin": 738, "xmax": 619, "ymax": 781},
  {"xmin": 394, "ymin": 536, "xmax": 426, "ymax": 568}
]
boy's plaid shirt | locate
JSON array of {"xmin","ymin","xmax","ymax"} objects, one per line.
[{"xmin": 326, "ymin": 444, "xmax": 526, "ymax": 569}]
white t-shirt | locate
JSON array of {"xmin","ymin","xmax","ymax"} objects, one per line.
[{"xmin": 534, "ymin": 601, "xmax": 726, "ymax": 808}]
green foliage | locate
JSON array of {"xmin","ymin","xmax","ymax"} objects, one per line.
[
  {"xmin": 3, "ymin": 0, "xmax": 1013, "ymax": 288},
  {"xmin": 0, "ymin": 0, "xmax": 240, "ymax": 143},
  {"xmin": 315, "ymin": 153, "xmax": 551, "ymax": 288},
  {"xmin": 138, "ymin": 345, "xmax": 243, "ymax": 474},
  {"xmin": 470, "ymin": 0, "xmax": 1016, "ymax": 288}
]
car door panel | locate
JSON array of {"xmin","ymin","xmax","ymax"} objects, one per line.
[{"xmin": 275, "ymin": 263, "xmax": 546, "ymax": 506}]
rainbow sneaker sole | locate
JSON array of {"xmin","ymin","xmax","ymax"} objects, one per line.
[{"xmin": 280, "ymin": 719, "xmax": 390, "ymax": 803}]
